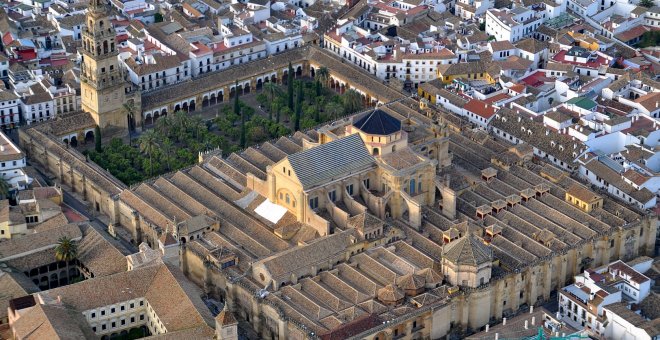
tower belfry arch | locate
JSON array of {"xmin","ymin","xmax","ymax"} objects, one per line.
[{"xmin": 80, "ymin": 0, "xmax": 140, "ymax": 136}]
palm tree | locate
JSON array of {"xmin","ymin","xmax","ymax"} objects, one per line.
[
  {"xmin": 190, "ymin": 116, "xmax": 204, "ymax": 139},
  {"xmin": 174, "ymin": 111, "xmax": 189, "ymax": 142},
  {"xmin": 0, "ymin": 176, "xmax": 10, "ymax": 200},
  {"xmin": 139, "ymin": 130, "xmax": 159, "ymax": 177},
  {"xmin": 343, "ymin": 89, "xmax": 363, "ymax": 114},
  {"xmin": 263, "ymin": 82, "xmax": 281, "ymax": 121},
  {"xmin": 160, "ymin": 138, "xmax": 174, "ymax": 172},
  {"xmin": 155, "ymin": 115, "xmax": 173, "ymax": 138},
  {"xmin": 55, "ymin": 236, "xmax": 78, "ymax": 262},
  {"xmin": 123, "ymin": 102, "xmax": 137, "ymax": 145},
  {"xmin": 317, "ymin": 67, "xmax": 330, "ymax": 87},
  {"xmin": 273, "ymin": 98, "xmax": 284, "ymax": 123},
  {"xmin": 325, "ymin": 101, "xmax": 343, "ymax": 120}
]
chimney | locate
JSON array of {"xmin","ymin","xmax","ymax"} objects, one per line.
[
  {"xmin": 503, "ymin": 318, "xmax": 507, "ymax": 326},
  {"xmin": 495, "ymin": 333, "xmax": 499, "ymax": 340},
  {"xmin": 486, "ymin": 324, "xmax": 490, "ymax": 332},
  {"xmin": 530, "ymin": 306, "xmax": 534, "ymax": 314},
  {"xmin": 532, "ymin": 316, "xmax": 535, "ymax": 325},
  {"xmin": 524, "ymin": 320, "xmax": 528, "ymax": 329}
]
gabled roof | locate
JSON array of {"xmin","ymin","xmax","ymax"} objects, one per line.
[
  {"xmin": 286, "ymin": 134, "xmax": 375, "ymax": 190},
  {"xmin": 352, "ymin": 109, "xmax": 401, "ymax": 136},
  {"xmin": 443, "ymin": 233, "xmax": 492, "ymax": 266},
  {"xmin": 215, "ymin": 305, "xmax": 237, "ymax": 326}
]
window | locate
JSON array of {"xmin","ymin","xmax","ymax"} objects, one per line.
[
  {"xmin": 140, "ymin": 301, "xmax": 144, "ymax": 306},
  {"xmin": 140, "ymin": 314, "xmax": 145, "ymax": 321},
  {"xmin": 91, "ymin": 312, "xmax": 96, "ymax": 318},
  {"xmin": 309, "ymin": 197, "xmax": 318, "ymax": 209},
  {"xmin": 102, "ymin": 324, "xmax": 106, "ymax": 330},
  {"xmin": 130, "ymin": 303, "xmax": 134, "ymax": 309},
  {"xmin": 101, "ymin": 310, "xmax": 105, "ymax": 316},
  {"xmin": 610, "ymin": 239, "xmax": 615, "ymax": 248},
  {"xmin": 111, "ymin": 308, "xmax": 115, "ymax": 313}
]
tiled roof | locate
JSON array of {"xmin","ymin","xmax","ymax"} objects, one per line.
[
  {"xmin": 287, "ymin": 134, "xmax": 375, "ymax": 190},
  {"xmin": 442, "ymin": 233, "xmax": 492, "ymax": 266},
  {"xmin": 215, "ymin": 304, "xmax": 237, "ymax": 326},
  {"xmin": 352, "ymin": 109, "xmax": 401, "ymax": 136}
]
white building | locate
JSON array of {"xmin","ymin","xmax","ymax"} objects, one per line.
[
  {"xmin": 558, "ymin": 259, "xmax": 653, "ymax": 337},
  {"xmin": 0, "ymin": 90, "xmax": 21, "ymax": 130},
  {"xmin": 19, "ymin": 84, "xmax": 55, "ymax": 125},
  {"xmin": 603, "ymin": 302, "xmax": 659, "ymax": 340},
  {"xmin": 0, "ymin": 131, "xmax": 32, "ymax": 191},
  {"xmin": 485, "ymin": 7, "xmax": 543, "ymax": 42}
]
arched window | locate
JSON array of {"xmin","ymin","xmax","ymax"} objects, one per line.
[
  {"xmin": 373, "ymin": 148, "xmax": 380, "ymax": 156},
  {"xmin": 285, "ymin": 194, "xmax": 290, "ymax": 204}
]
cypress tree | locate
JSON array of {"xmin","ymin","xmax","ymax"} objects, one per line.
[
  {"xmin": 287, "ymin": 63, "xmax": 294, "ymax": 111},
  {"xmin": 294, "ymin": 82, "xmax": 302, "ymax": 131},
  {"xmin": 94, "ymin": 125, "xmax": 102, "ymax": 152},
  {"xmin": 235, "ymin": 81, "xmax": 246, "ymax": 147}
]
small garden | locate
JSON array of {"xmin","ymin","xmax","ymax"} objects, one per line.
[{"xmin": 86, "ymin": 65, "xmax": 367, "ymax": 185}]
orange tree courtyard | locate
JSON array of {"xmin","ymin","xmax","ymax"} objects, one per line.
[{"xmin": 85, "ymin": 67, "xmax": 366, "ymax": 185}]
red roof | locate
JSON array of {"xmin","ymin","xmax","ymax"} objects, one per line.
[
  {"xmin": 483, "ymin": 93, "xmax": 510, "ymax": 105},
  {"xmin": 552, "ymin": 50, "xmax": 608, "ymax": 69},
  {"xmin": 520, "ymin": 71, "xmax": 552, "ymax": 87},
  {"xmin": 2, "ymin": 32, "xmax": 14, "ymax": 46},
  {"xmin": 464, "ymin": 99, "xmax": 497, "ymax": 119},
  {"xmin": 623, "ymin": 169, "xmax": 649, "ymax": 186}
]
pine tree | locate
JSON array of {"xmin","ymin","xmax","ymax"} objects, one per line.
[{"xmin": 287, "ymin": 63, "xmax": 294, "ymax": 111}]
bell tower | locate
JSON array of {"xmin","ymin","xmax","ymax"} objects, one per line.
[{"xmin": 80, "ymin": 0, "xmax": 133, "ymax": 135}]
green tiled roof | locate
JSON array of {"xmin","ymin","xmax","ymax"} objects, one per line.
[{"xmin": 566, "ymin": 97, "xmax": 596, "ymax": 110}]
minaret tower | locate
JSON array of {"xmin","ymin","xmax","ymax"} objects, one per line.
[{"xmin": 80, "ymin": 0, "xmax": 131, "ymax": 135}]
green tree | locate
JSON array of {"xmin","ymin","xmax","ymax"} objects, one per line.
[
  {"xmin": 160, "ymin": 138, "xmax": 174, "ymax": 171},
  {"xmin": 315, "ymin": 80, "xmax": 322, "ymax": 97},
  {"xmin": 317, "ymin": 66, "xmax": 329, "ymax": 87},
  {"xmin": 190, "ymin": 116, "xmax": 204, "ymax": 139},
  {"xmin": 123, "ymin": 102, "xmax": 138, "ymax": 145},
  {"xmin": 263, "ymin": 82, "xmax": 280, "ymax": 121},
  {"xmin": 325, "ymin": 101, "xmax": 343, "ymax": 120},
  {"xmin": 287, "ymin": 63, "xmax": 294, "ymax": 110},
  {"xmin": 94, "ymin": 125, "xmax": 102, "ymax": 153},
  {"xmin": 55, "ymin": 236, "xmax": 78, "ymax": 262},
  {"xmin": 315, "ymin": 96, "xmax": 325, "ymax": 121},
  {"xmin": 155, "ymin": 115, "xmax": 173, "ymax": 137},
  {"xmin": 640, "ymin": 0, "xmax": 654, "ymax": 7},
  {"xmin": 174, "ymin": 111, "xmax": 189, "ymax": 142},
  {"xmin": 234, "ymin": 81, "xmax": 241, "ymax": 113},
  {"xmin": 294, "ymin": 82, "xmax": 303, "ymax": 131},
  {"xmin": 273, "ymin": 97, "xmax": 284, "ymax": 123},
  {"xmin": 139, "ymin": 130, "xmax": 159, "ymax": 177},
  {"xmin": 0, "ymin": 177, "xmax": 10, "ymax": 199},
  {"xmin": 154, "ymin": 12, "xmax": 164, "ymax": 22},
  {"xmin": 342, "ymin": 89, "xmax": 363, "ymax": 114}
]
